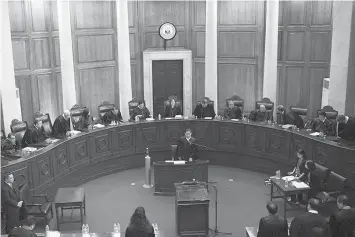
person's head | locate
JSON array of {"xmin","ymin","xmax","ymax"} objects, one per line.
[
  {"xmin": 266, "ymin": 202, "xmax": 278, "ymax": 215},
  {"xmin": 336, "ymin": 115, "xmax": 347, "ymax": 124},
  {"xmin": 138, "ymin": 100, "xmax": 145, "ymax": 109},
  {"xmin": 228, "ymin": 101, "xmax": 234, "ymax": 109},
  {"xmin": 170, "ymin": 99, "xmax": 176, "ymax": 108},
  {"xmin": 129, "ymin": 206, "xmax": 150, "ymax": 226},
  {"xmin": 305, "ymin": 160, "xmax": 316, "ymax": 171},
  {"xmin": 202, "ymin": 97, "xmax": 209, "ymax": 108},
  {"xmin": 34, "ymin": 119, "xmax": 43, "ymax": 128},
  {"xmin": 337, "ymin": 195, "xmax": 351, "ymax": 209},
  {"xmin": 83, "ymin": 108, "xmax": 90, "ymax": 118},
  {"xmin": 7, "ymin": 133, "xmax": 16, "ymax": 145},
  {"xmin": 277, "ymin": 105, "xmax": 284, "ymax": 112},
  {"xmin": 63, "ymin": 110, "xmax": 70, "ymax": 120},
  {"xmin": 307, "ymin": 198, "xmax": 320, "ymax": 212},
  {"xmin": 113, "ymin": 107, "xmax": 119, "ymax": 114},
  {"xmin": 4, "ymin": 173, "xmax": 14, "ymax": 184},
  {"xmin": 185, "ymin": 128, "xmax": 192, "ymax": 139},
  {"xmin": 259, "ymin": 105, "xmax": 266, "ymax": 112},
  {"xmin": 296, "ymin": 148, "xmax": 306, "ymax": 160},
  {"xmin": 318, "ymin": 110, "xmax": 326, "ymax": 121},
  {"xmin": 21, "ymin": 216, "xmax": 36, "ymax": 230}
]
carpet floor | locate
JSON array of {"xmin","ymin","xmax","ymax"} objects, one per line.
[{"xmin": 41, "ymin": 166, "xmax": 305, "ymax": 237}]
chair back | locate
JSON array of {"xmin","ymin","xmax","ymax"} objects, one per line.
[
  {"xmin": 314, "ymin": 163, "xmax": 331, "ymax": 184},
  {"xmin": 197, "ymin": 97, "xmax": 214, "ymax": 108},
  {"xmin": 226, "ymin": 95, "xmax": 244, "ymax": 112},
  {"xmin": 318, "ymin": 106, "xmax": 338, "ymax": 120},
  {"xmin": 98, "ymin": 101, "xmax": 115, "ymax": 120},
  {"xmin": 70, "ymin": 105, "xmax": 86, "ymax": 124},
  {"xmin": 255, "ymin": 98, "xmax": 274, "ymax": 112},
  {"xmin": 34, "ymin": 112, "xmax": 52, "ymax": 136},
  {"xmin": 128, "ymin": 100, "xmax": 140, "ymax": 118},
  {"xmin": 10, "ymin": 119, "xmax": 28, "ymax": 146},
  {"xmin": 324, "ymin": 172, "xmax": 348, "ymax": 193}
]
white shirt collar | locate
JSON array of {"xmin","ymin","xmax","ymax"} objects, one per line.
[
  {"xmin": 5, "ymin": 181, "xmax": 12, "ymax": 188},
  {"xmin": 308, "ymin": 210, "xmax": 318, "ymax": 214}
]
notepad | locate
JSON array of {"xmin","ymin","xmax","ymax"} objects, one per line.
[
  {"xmin": 310, "ymin": 132, "xmax": 320, "ymax": 136},
  {"xmin": 282, "ymin": 176, "xmax": 296, "ymax": 181},
  {"xmin": 291, "ymin": 181, "xmax": 309, "ymax": 189},
  {"xmin": 165, "ymin": 160, "xmax": 174, "ymax": 163},
  {"xmin": 173, "ymin": 161, "xmax": 186, "ymax": 165},
  {"xmin": 47, "ymin": 231, "xmax": 60, "ymax": 237},
  {"xmin": 231, "ymin": 119, "xmax": 239, "ymax": 122},
  {"xmin": 204, "ymin": 117, "xmax": 212, "ymax": 119}
]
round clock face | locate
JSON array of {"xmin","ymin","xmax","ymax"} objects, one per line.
[{"xmin": 159, "ymin": 22, "xmax": 177, "ymax": 40}]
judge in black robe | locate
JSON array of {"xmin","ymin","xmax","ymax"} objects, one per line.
[
  {"xmin": 193, "ymin": 98, "xmax": 216, "ymax": 118},
  {"xmin": 257, "ymin": 202, "xmax": 288, "ymax": 237},
  {"xmin": 8, "ymin": 216, "xmax": 37, "ymax": 237},
  {"xmin": 102, "ymin": 107, "xmax": 123, "ymax": 125},
  {"xmin": 224, "ymin": 101, "xmax": 242, "ymax": 119},
  {"xmin": 276, "ymin": 105, "xmax": 304, "ymax": 128},
  {"xmin": 22, "ymin": 120, "xmax": 48, "ymax": 148},
  {"xmin": 308, "ymin": 110, "xmax": 333, "ymax": 135},
  {"xmin": 177, "ymin": 128, "xmax": 198, "ymax": 161},
  {"xmin": 164, "ymin": 99, "xmax": 182, "ymax": 118},
  {"xmin": 329, "ymin": 195, "xmax": 355, "ymax": 237},
  {"xmin": 130, "ymin": 101, "xmax": 150, "ymax": 121},
  {"xmin": 249, "ymin": 105, "xmax": 272, "ymax": 122},
  {"xmin": 52, "ymin": 110, "xmax": 71, "ymax": 138},
  {"xmin": 337, "ymin": 115, "xmax": 355, "ymax": 140},
  {"xmin": 73, "ymin": 108, "xmax": 92, "ymax": 131},
  {"xmin": 1, "ymin": 134, "xmax": 19, "ymax": 155}
]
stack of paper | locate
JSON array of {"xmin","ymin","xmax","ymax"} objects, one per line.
[
  {"xmin": 282, "ymin": 176, "xmax": 296, "ymax": 181},
  {"xmin": 291, "ymin": 181, "xmax": 309, "ymax": 189},
  {"xmin": 231, "ymin": 119, "xmax": 239, "ymax": 122},
  {"xmin": 173, "ymin": 161, "xmax": 186, "ymax": 165},
  {"xmin": 93, "ymin": 124, "xmax": 105, "ymax": 129},
  {"xmin": 22, "ymin": 147, "xmax": 37, "ymax": 152},
  {"xmin": 47, "ymin": 231, "xmax": 61, "ymax": 237},
  {"xmin": 204, "ymin": 117, "xmax": 212, "ymax": 119},
  {"xmin": 310, "ymin": 132, "xmax": 320, "ymax": 136}
]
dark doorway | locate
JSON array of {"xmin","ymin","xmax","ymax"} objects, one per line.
[{"xmin": 152, "ymin": 60, "xmax": 183, "ymax": 118}]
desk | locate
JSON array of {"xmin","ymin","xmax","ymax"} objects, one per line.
[
  {"xmin": 153, "ymin": 160, "xmax": 209, "ymax": 195},
  {"xmin": 1, "ymin": 231, "xmax": 164, "ymax": 237},
  {"xmin": 1, "ymin": 119, "xmax": 354, "ymax": 202}
]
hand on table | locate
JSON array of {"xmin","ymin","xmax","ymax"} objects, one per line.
[
  {"xmin": 189, "ymin": 158, "xmax": 193, "ymax": 162},
  {"xmin": 17, "ymin": 201, "xmax": 23, "ymax": 207}
]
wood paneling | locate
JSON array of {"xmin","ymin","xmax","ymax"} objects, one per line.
[
  {"xmin": 278, "ymin": 1, "xmax": 332, "ymax": 117},
  {"xmin": 9, "ymin": 0, "xmax": 61, "ymax": 126},
  {"xmin": 217, "ymin": 0, "xmax": 264, "ymax": 114}
]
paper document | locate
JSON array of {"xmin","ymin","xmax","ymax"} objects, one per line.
[
  {"xmin": 291, "ymin": 181, "xmax": 309, "ymax": 189},
  {"xmin": 282, "ymin": 176, "xmax": 296, "ymax": 181},
  {"xmin": 231, "ymin": 119, "xmax": 239, "ymax": 122},
  {"xmin": 173, "ymin": 161, "xmax": 186, "ymax": 165},
  {"xmin": 204, "ymin": 117, "xmax": 212, "ymax": 119},
  {"xmin": 165, "ymin": 160, "xmax": 174, "ymax": 163},
  {"xmin": 47, "ymin": 231, "xmax": 60, "ymax": 237},
  {"xmin": 282, "ymin": 125, "xmax": 293, "ymax": 129},
  {"xmin": 310, "ymin": 132, "xmax": 320, "ymax": 136}
]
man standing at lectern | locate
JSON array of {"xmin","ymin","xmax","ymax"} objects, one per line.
[{"xmin": 177, "ymin": 128, "xmax": 198, "ymax": 162}]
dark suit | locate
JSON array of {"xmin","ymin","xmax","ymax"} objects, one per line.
[
  {"xmin": 249, "ymin": 110, "xmax": 272, "ymax": 122},
  {"xmin": 8, "ymin": 227, "xmax": 37, "ymax": 237},
  {"xmin": 329, "ymin": 208, "xmax": 355, "ymax": 237},
  {"xmin": 1, "ymin": 139, "xmax": 19, "ymax": 155},
  {"xmin": 177, "ymin": 136, "xmax": 198, "ymax": 161},
  {"xmin": 290, "ymin": 211, "xmax": 330, "ymax": 237},
  {"xmin": 224, "ymin": 107, "xmax": 242, "ymax": 119},
  {"xmin": 125, "ymin": 225, "xmax": 155, "ymax": 237},
  {"xmin": 257, "ymin": 214, "xmax": 288, "ymax": 237},
  {"xmin": 164, "ymin": 105, "xmax": 182, "ymax": 118},
  {"xmin": 339, "ymin": 117, "xmax": 355, "ymax": 140},
  {"xmin": 102, "ymin": 111, "xmax": 123, "ymax": 125},
  {"xmin": 278, "ymin": 111, "xmax": 304, "ymax": 128},
  {"xmin": 1, "ymin": 183, "xmax": 26, "ymax": 233},
  {"xmin": 52, "ymin": 115, "xmax": 70, "ymax": 138},
  {"xmin": 309, "ymin": 118, "xmax": 333, "ymax": 135},
  {"xmin": 193, "ymin": 105, "xmax": 216, "ymax": 118},
  {"xmin": 130, "ymin": 107, "xmax": 150, "ymax": 121},
  {"xmin": 22, "ymin": 126, "xmax": 48, "ymax": 147}
]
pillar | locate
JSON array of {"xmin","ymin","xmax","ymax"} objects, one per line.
[
  {"xmin": 116, "ymin": 0, "xmax": 132, "ymax": 121},
  {"xmin": 262, "ymin": 0, "xmax": 279, "ymax": 107},
  {"xmin": 329, "ymin": 1, "xmax": 355, "ymax": 116},
  {"xmin": 57, "ymin": 0, "xmax": 77, "ymax": 110},
  {"xmin": 0, "ymin": 0, "xmax": 22, "ymax": 134},
  {"xmin": 205, "ymin": 0, "xmax": 218, "ymax": 113}
]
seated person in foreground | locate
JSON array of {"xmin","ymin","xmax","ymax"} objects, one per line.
[
  {"xmin": 8, "ymin": 216, "xmax": 37, "ymax": 237},
  {"xmin": 329, "ymin": 195, "xmax": 355, "ymax": 237},
  {"xmin": 290, "ymin": 198, "xmax": 331, "ymax": 237},
  {"xmin": 287, "ymin": 149, "xmax": 307, "ymax": 204},
  {"xmin": 193, "ymin": 97, "xmax": 216, "ymax": 118},
  {"xmin": 102, "ymin": 106, "xmax": 123, "ymax": 125},
  {"xmin": 257, "ymin": 202, "xmax": 288, "ymax": 237},
  {"xmin": 125, "ymin": 206, "xmax": 155, "ymax": 237},
  {"xmin": 177, "ymin": 128, "xmax": 198, "ymax": 162},
  {"xmin": 130, "ymin": 100, "xmax": 150, "ymax": 121},
  {"xmin": 52, "ymin": 110, "xmax": 71, "ymax": 138},
  {"xmin": 336, "ymin": 115, "xmax": 355, "ymax": 140},
  {"xmin": 249, "ymin": 105, "xmax": 271, "ymax": 122},
  {"xmin": 224, "ymin": 101, "xmax": 242, "ymax": 120},
  {"xmin": 73, "ymin": 108, "xmax": 92, "ymax": 131},
  {"xmin": 22, "ymin": 119, "xmax": 49, "ymax": 148},
  {"xmin": 277, "ymin": 105, "xmax": 304, "ymax": 128},
  {"xmin": 307, "ymin": 110, "xmax": 333, "ymax": 135},
  {"xmin": 1, "ymin": 133, "xmax": 19, "ymax": 155},
  {"xmin": 164, "ymin": 98, "xmax": 182, "ymax": 118}
]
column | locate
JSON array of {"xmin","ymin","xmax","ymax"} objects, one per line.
[
  {"xmin": 0, "ymin": 0, "xmax": 22, "ymax": 134},
  {"xmin": 116, "ymin": 0, "xmax": 132, "ymax": 121},
  {"xmin": 329, "ymin": 1, "xmax": 355, "ymax": 116},
  {"xmin": 262, "ymin": 0, "xmax": 279, "ymax": 106},
  {"xmin": 205, "ymin": 0, "xmax": 218, "ymax": 113},
  {"xmin": 57, "ymin": 0, "xmax": 77, "ymax": 110}
]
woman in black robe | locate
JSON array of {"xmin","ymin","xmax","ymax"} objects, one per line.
[{"xmin": 164, "ymin": 99, "xmax": 182, "ymax": 118}]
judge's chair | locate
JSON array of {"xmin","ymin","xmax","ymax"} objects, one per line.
[
  {"xmin": 34, "ymin": 111, "xmax": 52, "ymax": 136},
  {"xmin": 70, "ymin": 104, "xmax": 88, "ymax": 129},
  {"xmin": 20, "ymin": 183, "xmax": 53, "ymax": 226},
  {"xmin": 196, "ymin": 97, "xmax": 214, "ymax": 107},
  {"xmin": 255, "ymin": 97, "xmax": 274, "ymax": 120},
  {"xmin": 318, "ymin": 105, "xmax": 338, "ymax": 122},
  {"xmin": 226, "ymin": 95, "xmax": 244, "ymax": 113},
  {"xmin": 164, "ymin": 95, "xmax": 182, "ymax": 116},
  {"xmin": 290, "ymin": 106, "xmax": 308, "ymax": 125},
  {"xmin": 98, "ymin": 101, "xmax": 115, "ymax": 121},
  {"xmin": 128, "ymin": 99, "xmax": 140, "ymax": 118},
  {"xmin": 10, "ymin": 119, "xmax": 28, "ymax": 148}
]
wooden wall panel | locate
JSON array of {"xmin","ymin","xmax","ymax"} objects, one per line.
[
  {"xmin": 217, "ymin": 0, "xmax": 264, "ymax": 114},
  {"xmin": 73, "ymin": 1, "xmax": 113, "ymax": 29},
  {"xmin": 9, "ymin": 0, "xmax": 61, "ymax": 127},
  {"xmin": 77, "ymin": 35, "xmax": 114, "ymax": 63},
  {"xmin": 278, "ymin": 1, "xmax": 332, "ymax": 117}
]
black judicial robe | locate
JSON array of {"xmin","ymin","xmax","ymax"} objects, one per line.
[
  {"xmin": 52, "ymin": 115, "xmax": 70, "ymax": 138},
  {"xmin": 329, "ymin": 208, "xmax": 355, "ymax": 237},
  {"xmin": 73, "ymin": 116, "xmax": 92, "ymax": 131},
  {"xmin": 177, "ymin": 136, "xmax": 198, "ymax": 161},
  {"xmin": 125, "ymin": 225, "xmax": 155, "ymax": 237},
  {"xmin": 257, "ymin": 214, "xmax": 288, "ymax": 237},
  {"xmin": 130, "ymin": 107, "xmax": 150, "ymax": 121},
  {"xmin": 164, "ymin": 105, "xmax": 182, "ymax": 118},
  {"xmin": 278, "ymin": 111, "xmax": 304, "ymax": 128},
  {"xmin": 249, "ymin": 110, "xmax": 272, "ymax": 122},
  {"xmin": 193, "ymin": 105, "xmax": 216, "ymax": 118},
  {"xmin": 339, "ymin": 117, "xmax": 355, "ymax": 140},
  {"xmin": 1, "ymin": 139, "xmax": 18, "ymax": 155},
  {"xmin": 102, "ymin": 110, "xmax": 123, "ymax": 125},
  {"xmin": 22, "ymin": 126, "xmax": 48, "ymax": 148},
  {"xmin": 223, "ymin": 107, "xmax": 242, "ymax": 119},
  {"xmin": 9, "ymin": 227, "xmax": 37, "ymax": 237},
  {"xmin": 309, "ymin": 118, "xmax": 333, "ymax": 135},
  {"xmin": 290, "ymin": 212, "xmax": 331, "ymax": 237}
]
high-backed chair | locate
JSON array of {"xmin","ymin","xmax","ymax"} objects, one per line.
[
  {"xmin": 70, "ymin": 104, "xmax": 87, "ymax": 128},
  {"xmin": 98, "ymin": 101, "xmax": 115, "ymax": 121},
  {"xmin": 128, "ymin": 100, "xmax": 140, "ymax": 118},
  {"xmin": 290, "ymin": 106, "xmax": 308, "ymax": 124},
  {"xmin": 197, "ymin": 97, "xmax": 214, "ymax": 108},
  {"xmin": 318, "ymin": 106, "xmax": 338, "ymax": 121},
  {"xmin": 34, "ymin": 111, "xmax": 52, "ymax": 136},
  {"xmin": 164, "ymin": 95, "xmax": 183, "ymax": 115},
  {"xmin": 10, "ymin": 119, "xmax": 28, "ymax": 147},
  {"xmin": 255, "ymin": 98, "xmax": 274, "ymax": 120},
  {"xmin": 226, "ymin": 95, "xmax": 244, "ymax": 113}
]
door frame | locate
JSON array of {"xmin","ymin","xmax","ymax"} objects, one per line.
[{"xmin": 143, "ymin": 49, "xmax": 192, "ymax": 116}]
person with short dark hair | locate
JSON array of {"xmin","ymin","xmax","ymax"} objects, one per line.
[
  {"xmin": 52, "ymin": 110, "xmax": 71, "ymax": 138},
  {"xmin": 102, "ymin": 107, "xmax": 123, "ymax": 125},
  {"xmin": 125, "ymin": 206, "xmax": 155, "ymax": 237},
  {"xmin": 164, "ymin": 98, "xmax": 182, "ymax": 118},
  {"xmin": 8, "ymin": 216, "xmax": 37, "ymax": 237},
  {"xmin": 22, "ymin": 119, "xmax": 49, "ymax": 148},
  {"xmin": 249, "ymin": 104, "xmax": 272, "ymax": 122},
  {"xmin": 130, "ymin": 101, "xmax": 150, "ymax": 121},
  {"xmin": 307, "ymin": 110, "xmax": 333, "ymax": 135},
  {"xmin": 224, "ymin": 101, "xmax": 242, "ymax": 120},
  {"xmin": 193, "ymin": 97, "xmax": 216, "ymax": 119},
  {"xmin": 290, "ymin": 198, "xmax": 330, "ymax": 237},
  {"xmin": 329, "ymin": 195, "xmax": 355, "ymax": 237},
  {"xmin": 1, "ymin": 133, "xmax": 19, "ymax": 155},
  {"xmin": 177, "ymin": 128, "xmax": 198, "ymax": 162},
  {"xmin": 257, "ymin": 202, "xmax": 288, "ymax": 237},
  {"xmin": 73, "ymin": 108, "xmax": 93, "ymax": 131},
  {"xmin": 336, "ymin": 115, "xmax": 355, "ymax": 140}
]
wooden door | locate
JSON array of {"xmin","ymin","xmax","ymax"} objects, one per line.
[{"xmin": 152, "ymin": 60, "xmax": 183, "ymax": 117}]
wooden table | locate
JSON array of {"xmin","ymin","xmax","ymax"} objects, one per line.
[
  {"xmin": 270, "ymin": 177, "xmax": 311, "ymax": 218},
  {"xmin": 54, "ymin": 187, "xmax": 86, "ymax": 230}
]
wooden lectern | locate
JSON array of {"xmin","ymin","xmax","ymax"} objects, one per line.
[{"xmin": 175, "ymin": 181, "xmax": 210, "ymax": 237}]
